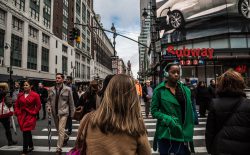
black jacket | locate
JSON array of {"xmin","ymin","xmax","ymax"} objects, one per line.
[{"xmin": 205, "ymin": 96, "xmax": 250, "ymax": 155}]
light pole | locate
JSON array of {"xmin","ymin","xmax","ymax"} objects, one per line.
[
  {"xmin": 111, "ymin": 23, "xmax": 118, "ymax": 74},
  {"xmin": 4, "ymin": 43, "xmax": 13, "ymax": 96},
  {"xmin": 142, "ymin": 0, "xmax": 158, "ymax": 86}
]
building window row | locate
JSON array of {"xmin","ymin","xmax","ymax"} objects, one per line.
[
  {"xmin": 11, "ymin": 34, "xmax": 22, "ymax": 67},
  {"xmin": 13, "ymin": 0, "xmax": 25, "ymax": 11},
  {"xmin": 62, "ymin": 56, "xmax": 68, "ymax": 75},
  {"xmin": 27, "ymin": 41, "xmax": 37, "ymax": 70},
  {"xmin": 12, "ymin": 16, "xmax": 23, "ymax": 32},
  {"xmin": 30, "ymin": 0, "xmax": 40, "ymax": 21},
  {"xmin": 0, "ymin": 9, "xmax": 5, "ymax": 26},
  {"xmin": 42, "ymin": 33, "xmax": 50, "ymax": 45},
  {"xmin": 41, "ymin": 47, "xmax": 49, "ymax": 72},
  {"xmin": 28, "ymin": 26, "xmax": 38, "ymax": 39}
]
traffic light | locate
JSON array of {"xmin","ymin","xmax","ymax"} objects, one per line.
[{"xmin": 69, "ymin": 28, "xmax": 80, "ymax": 42}]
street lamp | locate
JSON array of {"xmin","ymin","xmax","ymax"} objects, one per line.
[
  {"xmin": 111, "ymin": 23, "xmax": 117, "ymax": 57},
  {"xmin": 4, "ymin": 43, "xmax": 13, "ymax": 97}
]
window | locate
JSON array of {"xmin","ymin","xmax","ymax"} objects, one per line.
[
  {"xmin": 75, "ymin": 52, "xmax": 80, "ymax": 60},
  {"xmin": 81, "ymin": 64, "xmax": 85, "ymax": 79},
  {"xmin": 87, "ymin": 10, "xmax": 90, "ymax": 23},
  {"xmin": 87, "ymin": 59, "xmax": 90, "ymax": 64},
  {"xmin": 82, "ymin": 56, "xmax": 85, "ymax": 62},
  {"xmin": 30, "ymin": 0, "xmax": 40, "ymax": 21},
  {"xmin": 87, "ymin": 66, "xmax": 90, "ymax": 79},
  {"xmin": 42, "ymin": 33, "xmax": 50, "ymax": 45},
  {"xmin": 75, "ymin": 61, "xmax": 80, "ymax": 78},
  {"xmin": 28, "ymin": 26, "xmax": 38, "ymax": 39},
  {"xmin": 0, "ymin": 9, "xmax": 6, "ymax": 25},
  {"xmin": 11, "ymin": 34, "xmax": 22, "ymax": 67},
  {"xmin": 43, "ymin": 18, "xmax": 50, "ymax": 28},
  {"xmin": 12, "ymin": 16, "xmax": 23, "ymax": 32},
  {"xmin": 82, "ymin": 3, "xmax": 86, "ymax": 22},
  {"xmin": 62, "ymin": 45, "xmax": 67, "ymax": 53},
  {"xmin": 62, "ymin": 56, "xmax": 68, "ymax": 75},
  {"xmin": 56, "ymin": 40, "xmax": 58, "ymax": 48},
  {"xmin": 55, "ymin": 55, "xmax": 57, "ymax": 64},
  {"xmin": 13, "ymin": 0, "xmax": 25, "ymax": 11},
  {"xmin": 63, "ymin": 0, "xmax": 68, "ymax": 6},
  {"xmin": 76, "ymin": 2, "xmax": 81, "ymax": 16},
  {"xmin": 0, "ymin": 29, "xmax": 4, "ymax": 57},
  {"xmin": 41, "ymin": 47, "xmax": 49, "ymax": 72},
  {"xmin": 27, "ymin": 41, "xmax": 37, "ymax": 70},
  {"xmin": 62, "ymin": 33, "xmax": 67, "ymax": 41}
]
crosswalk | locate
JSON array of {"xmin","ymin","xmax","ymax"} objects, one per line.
[{"xmin": 0, "ymin": 110, "xmax": 208, "ymax": 155}]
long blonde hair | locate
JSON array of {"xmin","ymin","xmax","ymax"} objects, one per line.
[
  {"xmin": 91, "ymin": 74, "xmax": 147, "ymax": 137},
  {"xmin": 0, "ymin": 83, "xmax": 9, "ymax": 91}
]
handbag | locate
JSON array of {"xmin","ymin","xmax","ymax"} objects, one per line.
[
  {"xmin": 67, "ymin": 112, "xmax": 93, "ymax": 155},
  {"xmin": 0, "ymin": 98, "xmax": 14, "ymax": 118},
  {"xmin": 73, "ymin": 106, "xmax": 84, "ymax": 121}
]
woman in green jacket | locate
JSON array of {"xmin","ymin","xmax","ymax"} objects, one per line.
[{"xmin": 151, "ymin": 62, "xmax": 194, "ymax": 155}]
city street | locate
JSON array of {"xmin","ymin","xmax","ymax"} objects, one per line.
[{"xmin": 0, "ymin": 104, "xmax": 208, "ymax": 155}]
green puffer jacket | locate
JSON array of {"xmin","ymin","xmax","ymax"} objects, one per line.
[{"xmin": 151, "ymin": 81, "xmax": 194, "ymax": 151}]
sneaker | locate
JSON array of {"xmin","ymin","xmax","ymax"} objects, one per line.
[{"xmin": 63, "ymin": 137, "xmax": 69, "ymax": 147}]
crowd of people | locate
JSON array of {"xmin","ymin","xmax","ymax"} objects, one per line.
[{"xmin": 0, "ymin": 63, "xmax": 250, "ymax": 155}]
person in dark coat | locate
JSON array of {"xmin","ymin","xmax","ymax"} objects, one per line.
[
  {"xmin": 205, "ymin": 69, "xmax": 250, "ymax": 155},
  {"xmin": 65, "ymin": 76, "xmax": 79, "ymax": 135},
  {"xmin": 208, "ymin": 79, "xmax": 216, "ymax": 98},
  {"xmin": 96, "ymin": 75, "xmax": 114, "ymax": 109},
  {"xmin": 15, "ymin": 80, "xmax": 41, "ymax": 154},
  {"xmin": 142, "ymin": 80, "xmax": 153, "ymax": 118},
  {"xmin": 37, "ymin": 82, "xmax": 48, "ymax": 120},
  {"xmin": 78, "ymin": 80, "xmax": 99, "ymax": 116},
  {"xmin": 196, "ymin": 81, "xmax": 210, "ymax": 117}
]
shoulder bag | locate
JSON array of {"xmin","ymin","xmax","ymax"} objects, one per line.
[
  {"xmin": 67, "ymin": 111, "xmax": 93, "ymax": 155},
  {"xmin": 0, "ymin": 97, "xmax": 14, "ymax": 118}
]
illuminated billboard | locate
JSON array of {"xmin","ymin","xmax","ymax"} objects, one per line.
[{"xmin": 157, "ymin": 0, "xmax": 250, "ymax": 42}]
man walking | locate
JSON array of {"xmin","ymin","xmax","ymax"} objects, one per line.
[
  {"xmin": 65, "ymin": 76, "xmax": 79, "ymax": 135},
  {"xmin": 47, "ymin": 73, "xmax": 75, "ymax": 155},
  {"xmin": 37, "ymin": 82, "xmax": 48, "ymax": 120},
  {"xmin": 142, "ymin": 80, "xmax": 153, "ymax": 118}
]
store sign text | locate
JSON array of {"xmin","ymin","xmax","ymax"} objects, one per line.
[{"xmin": 167, "ymin": 45, "xmax": 214, "ymax": 59}]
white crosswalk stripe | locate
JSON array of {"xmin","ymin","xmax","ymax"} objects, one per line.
[{"xmin": 0, "ymin": 110, "xmax": 208, "ymax": 154}]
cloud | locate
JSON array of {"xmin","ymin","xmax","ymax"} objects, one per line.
[{"xmin": 94, "ymin": 0, "xmax": 140, "ymax": 78}]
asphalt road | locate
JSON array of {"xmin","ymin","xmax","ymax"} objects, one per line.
[{"xmin": 0, "ymin": 105, "xmax": 209, "ymax": 155}]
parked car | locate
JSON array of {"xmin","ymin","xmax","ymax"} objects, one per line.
[{"xmin": 157, "ymin": 0, "xmax": 250, "ymax": 29}]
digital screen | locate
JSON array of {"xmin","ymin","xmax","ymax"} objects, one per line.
[{"xmin": 157, "ymin": 0, "xmax": 250, "ymax": 43}]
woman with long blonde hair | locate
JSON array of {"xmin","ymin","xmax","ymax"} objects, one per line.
[{"xmin": 75, "ymin": 74, "xmax": 151, "ymax": 155}]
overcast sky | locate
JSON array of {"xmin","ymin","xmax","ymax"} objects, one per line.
[{"xmin": 94, "ymin": 0, "xmax": 141, "ymax": 78}]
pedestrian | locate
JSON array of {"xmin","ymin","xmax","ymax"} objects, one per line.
[
  {"xmin": 142, "ymin": 80, "xmax": 153, "ymax": 118},
  {"xmin": 72, "ymin": 74, "xmax": 151, "ymax": 155},
  {"xmin": 208, "ymin": 79, "xmax": 216, "ymax": 98},
  {"xmin": 135, "ymin": 79, "xmax": 142, "ymax": 98},
  {"xmin": 65, "ymin": 76, "xmax": 79, "ymax": 135},
  {"xmin": 185, "ymin": 77, "xmax": 199, "ymax": 125},
  {"xmin": 96, "ymin": 74, "xmax": 114, "ymax": 109},
  {"xmin": 151, "ymin": 62, "xmax": 194, "ymax": 155},
  {"xmin": 196, "ymin": 81, "xmax": 210, "ymax": 117},
  {"xmin": 0, "ymin": 83, "xmax": 17, "ymax": 146},
  {"xmin": 14, "ymin": 80, "xmax": 41, "ymax": 155},
  {"xmin": 77, "ymin": 86, "xmax": 84, "ymax": 98},
  {"xmin": 205, "ymin": 69, "xmax": 250, "ymax": 155},
  {"xmin": 12, "ymin": 81, "xmax": 21, "ymax": 106},
  {"xmin": 46, "ymin": 73, "xmax": 75, "ymax": 155},
  {"xmin": 77, "ymin": 80, "xmax": 99, "ymax": 117},
  {"xmin": 37, "ymin": 82, "xmax": 48, "ymax": 120}
]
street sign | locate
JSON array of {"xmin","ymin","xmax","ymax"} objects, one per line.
[{"xmin": 112, "ymin": 60, "xmax": 118, "ymax": 69}]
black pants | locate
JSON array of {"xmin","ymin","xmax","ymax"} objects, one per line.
[
  {"xmin": 41, "ymin": 102, "xmax": 46, "ymax": 118},
  {"xmin": 199, "ymin": 101, "xmax": 209, "ymax": 117},
  {"xmin": 23, "ymin": 131, "xmax": 33, "ymax": 151},
  {"xmin": 66, "ymin": 117, "xmax": 72, "ymax": 133},
  {"xmin": 145, "ymin": 101, "xmax": 151, "ymax": 117},
  {"xmin": 0, "ymin": 117, "xmax": 13, "ymax": 143}
]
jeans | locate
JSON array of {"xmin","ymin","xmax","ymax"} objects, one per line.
[{"xmin": 158, "ymin": 139, "xmax": 190, "ymax": 155}]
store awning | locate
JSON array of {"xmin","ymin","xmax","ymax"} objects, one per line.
[{"xmin": 0, "ymin": 74, "xmax": 24, "ymax": 82}]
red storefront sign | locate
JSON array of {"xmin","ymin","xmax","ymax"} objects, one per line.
[{"xmin": 166, "ymin": 45, "xmax": 214, "ymax": 59}]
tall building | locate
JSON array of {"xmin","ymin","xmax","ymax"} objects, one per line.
[
  {"xmin": 138, "ymin": 0, "xmax": 151, "ymax": 81},
  {"xmin": 92, "ymin": 14, "xmax": 113, "ymax": 80}
]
